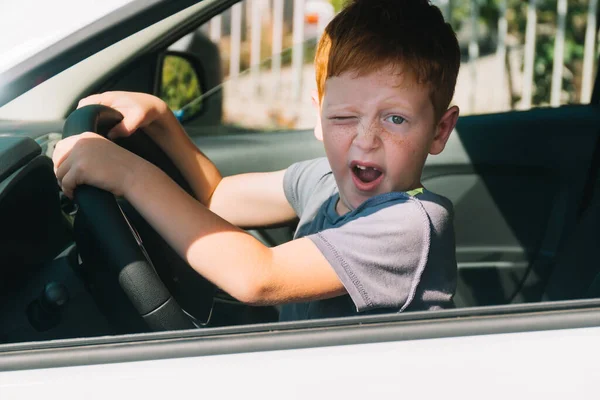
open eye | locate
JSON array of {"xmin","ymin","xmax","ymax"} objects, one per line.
[{"xmin": 385, "ymin": 115, "xmax": 405, "ymax": 125}]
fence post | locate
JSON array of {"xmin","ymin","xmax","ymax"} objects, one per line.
[
  {"xmin": 582, "ymin": 0, "xmax": 598, "ymax": 103},
  {"xmin": 497, "ymin": 0, "xmax": 508, "ymax": 109},
  {"xmin": 272, "ymin": 0, "xmax": 284, "ymax": 97},
  {"xmin": 468, "ymin": 0, "xmax": 480, "ymax": 113},
  {"xmin": 522, "ymin": 0, "xmax": 537, "ymax": 110},
  {"xmin": 229, "ymin": 2, "xmax": 242, "ymax": 79},
  {"xmin": 210, "ymin": 15, "xmax": 222, "ymax": 43},
  {"xmin": 550, "ymin": 0, "xmax": 567, "ymax": 107},
  {"xmin": 292, "ymin": 0, "xmax": 305, "ymax": 102},
  {"xmin": 250, "ymin": 0, "xmax": 263, "ymax": 95}
]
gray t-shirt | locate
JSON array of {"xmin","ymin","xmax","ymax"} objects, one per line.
[{"xmin": 280, "ymin": 158, "xmax": 457, "ymax": 321}]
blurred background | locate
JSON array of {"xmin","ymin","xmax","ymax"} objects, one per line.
[{"xmin": 164, "ymin": 0, "xmax": 600, "ymax": 131}]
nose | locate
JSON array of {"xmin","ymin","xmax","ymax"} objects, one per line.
[{"xmin": 353, "ymin": 120, "xmax": 381, "ymax": 151}]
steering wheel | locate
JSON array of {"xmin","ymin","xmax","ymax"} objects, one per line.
[{"xmin": 62, "ymin": 104, "xmax": 216, "ymax": 332}]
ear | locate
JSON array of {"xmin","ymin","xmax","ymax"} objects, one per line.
[
  {"xmin": 429, "ymin": 105, "xmax": 459, "ymax": 155},
  {"xmin": 311, "ymin": 90, "xmax": 324, "ymax": 141}
]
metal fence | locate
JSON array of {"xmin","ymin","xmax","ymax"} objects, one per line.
[
  {"xmin": 437, "ymin": 0, "xmax": 599, "ymax": 108},
  {"xmin": 207, "ymin": 0, "xmax": 600, "ymax": 115}
]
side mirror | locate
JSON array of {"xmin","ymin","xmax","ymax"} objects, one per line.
[{"xmin": 158, "ymin": 52, "xmax": 204, "ymax": 122}]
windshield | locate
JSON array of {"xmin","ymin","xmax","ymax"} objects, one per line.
[{"xmin": 0, "ymin": 0, "xmax": 134, "ymax": 75}]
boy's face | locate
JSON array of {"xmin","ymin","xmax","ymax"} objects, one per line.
[{"xmin": 316, "ymin": 66, "xmax": 458, "ymax": 214}]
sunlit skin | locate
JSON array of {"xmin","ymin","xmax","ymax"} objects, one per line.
[
  {"xmin": 51, "ymin": 64, "xmax": 459, "ymax": 306},
  {"xmin": 314, "ymin": 67, "xmax": 460, "ymax": 215}
]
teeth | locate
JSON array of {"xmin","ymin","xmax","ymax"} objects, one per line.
[{"xmin": 355, "ymin": 164, "xmax": 380, "ymax": 171}]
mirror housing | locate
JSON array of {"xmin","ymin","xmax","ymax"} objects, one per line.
[
  {"xmin": 158, "ymin": 51, "xmax": 205, "ymax": 123},
  {"xmin": 159, "ymin": 30, "xmax": 224, "ymax": 129}
]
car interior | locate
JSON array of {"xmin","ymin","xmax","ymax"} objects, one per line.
[{"xmin": 1, "ymin": 0, "xmax": 600, "ymax": 345}]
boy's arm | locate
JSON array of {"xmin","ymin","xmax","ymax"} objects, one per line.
[
  {"xmin": 53, "ymin": 133, "xmax": 340, "ymax": 304},
  {"xmin": 127, "ymin": 159, "xmax": 346, "ymax": 305},
  {"xmin": 144, "ymin": 113, "xmax": 297, "ymax": 228},
  {"xmin": 80, "ymin": 91, "xmax": 296, "ymax": 228}
]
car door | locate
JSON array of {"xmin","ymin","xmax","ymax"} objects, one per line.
[
  {"xmin": 0, "ymin": 0, "xmax": 600, "ymax": 397},
  {"xmin": 2, "ymin": 305, "xmax": 600, "ymax": 399}
]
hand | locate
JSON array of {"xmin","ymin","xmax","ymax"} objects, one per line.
[
  {"xmin": 77, "ymin": 91, "xmax": 170, "ymax": 139},
  {"xmin": 53, "ymin": 132, "xmax": 144, "ymax": 199}
]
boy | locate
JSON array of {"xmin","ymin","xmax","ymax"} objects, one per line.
[{"xmin": 52, "ymin": 0, "xmax": 461, "ymax": 321}]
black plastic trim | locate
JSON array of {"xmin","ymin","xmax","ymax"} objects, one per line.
[
  {"xmin": 135, "ymin": 0, "xmax": 241, "ymax": 57},
  {"xmin": 0, "ymin": 0, "xmax": 206, "ymax": 107},
  {"xmin": 0, "ymin": 136, "xmax": 41, "ymax": 182}
]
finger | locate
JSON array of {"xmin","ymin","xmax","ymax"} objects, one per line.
[
  {"xmin": 52, "ymin": 136, "xmax": 79, "ymax": 173},
  {"xmin": 59, "ymin": 167, "xmax": 79, "ymax": 200},
  {"xmin": 77, "ymin": 94, "xmax": 103, "ymax": 109},
  {"xmin": 78, "ymin": 91, "xmax": 122, "ymax": 109},
  {"xmin": 108, "ymin": 109, "xmax": 145, "ymax": 139},
  {"xmin": 107, "ymin": 120, "xmax": 129, "ymax": 140},
  {"xmin": 55, "ymin": 154, "xmax": 73, "ymax": 184},
  {"xmin": 52, "ymin": 132, "xmax": 99, "ymax": 173}
]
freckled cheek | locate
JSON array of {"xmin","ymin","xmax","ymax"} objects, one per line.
[
  {"xmin": 384, "ymin": 137, "xmax": 422, "ymax": 168},
  {"xmin": 378, "ymin": 129, "xmax": 404, "ymax": 145},
  {"xmin": 324, "ymin": 125, "xmax": 356, "ymax": 147},
  {"xmin": 378, "ymin": 129, "xmax": 413, "ymax": 161},
  {"xmin": 323, "ymin": 128, "xmax": 351, "ymax": 168},
  {"xmin": 399, "ymin": 141, "xmax": 430, "ymax": 176},
  {"xmin": 407, "ymin": 143, "xmax": 424, "ymax": 160}
]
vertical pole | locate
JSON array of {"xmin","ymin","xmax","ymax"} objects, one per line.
[
  {"xmin": 229, "ymin": 2, "xmax": 242, "ymax": 79},
  {"xmin": 292, "ymin": 0, "xmax": 305, "ymax": 102},
  {"xmin": 582, "ymin": 0, "xmax": 598, "ymax": 103},
  {"xmin": 550, "ymin": 0, "xmax": 567, "ymax": 107},
  {"xmin": 210, "ymin": 15, "xmax": 222, "ymax": 43},
  {"xmin": 250, "ymin": 0, "xmax": 263, "ymax": 94},
  {"xmin": 272, "ymin": 0, "xmax": 284, "ymax": 96},
  {"xmin": 468, "ymin": 0, "xmax": 480, "ymax": 113},
  {"xmin": 497, "ymin": 0, "xmax": 508, "ymax": 109},
  {"xmin": 522, "ymin": 0, "xmax": 537, "ymax": 109}
]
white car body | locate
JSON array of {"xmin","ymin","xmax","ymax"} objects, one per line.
[
  {"xmin": 0, "ymin": 1, "xmax": 599, "ymax": 399},
  {"xmin": 0, "ymin": 0, "xmax": 134, "ymax": 75},
  {"xmin": 1, "ymin": 327, "xmax": 599, "ymax": 399}
]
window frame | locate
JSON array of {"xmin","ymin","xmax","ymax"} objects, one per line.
[{"xmin": 2, "ymin": 298, "xmax": 600, "ymax": 371}]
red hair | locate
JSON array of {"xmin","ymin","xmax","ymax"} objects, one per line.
[{"xmin": 315, "ymin": 0, "xmax": 460, "ymax": 118}]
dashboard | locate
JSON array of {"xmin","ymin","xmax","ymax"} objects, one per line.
[{"xmin": 0, "ymin": 133, "xmax": 113, "ymax": 343}]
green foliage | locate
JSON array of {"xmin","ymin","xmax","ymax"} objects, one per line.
[
  {"xmin": 450, "ymin": 0, "xmax": 590, "ymax": 106},
  {"xmin": 160, "ymin": 55, "xmax": 203, "ymax": 119},
  {"xmin": 510, "ymin": 0, "xmax": 587, "ymax": 104},
  {"xmin": 329, "ymin": 0, "xmax": 347, "ymax": 12}
]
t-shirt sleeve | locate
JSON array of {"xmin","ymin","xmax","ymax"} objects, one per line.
[
  {"xmin": 283, "ymin": 157, "xmax": 332, "ymax": 217},
  {"xmin": 308, "ymin": 197, "xmax": 432, "ymax": 312}
]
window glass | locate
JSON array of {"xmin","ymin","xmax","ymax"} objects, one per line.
[
  {"xmin": 446, "ymin": 0, "xmax": 598, "ymax": 115},
  {"xmin": 168, "ymin": 0, "xmax": 600, "ymax": 133},
  {"xmin": 169, "ymin": 0, "xmax": 332, "ymax": 133}
]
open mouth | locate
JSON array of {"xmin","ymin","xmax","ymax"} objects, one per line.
[
  {"xmin": 352, "ymin": 164, "xmax": 382, "ymax": 183},
  {"xmin": 350, "ymin": 162, "xmax": 384, "ymax": 191}
]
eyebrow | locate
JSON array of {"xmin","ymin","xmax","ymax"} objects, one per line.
[{"xmin": 324, "ymin": 103, "xmax": 360, "ymax": 111}]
